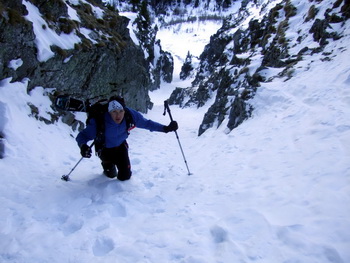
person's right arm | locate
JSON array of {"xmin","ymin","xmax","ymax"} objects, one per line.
[{"xmin": 76, "ymin": 118, "xmax": 97, "ymax": 147}]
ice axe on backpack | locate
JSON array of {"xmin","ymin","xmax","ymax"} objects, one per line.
[
  {"xmin": 61, "ymin": 141, "xmax": 95, "ymax": 181},
  {"xmin": 163, "ymin": 100, "xmax": 191, "ymax": 175}
]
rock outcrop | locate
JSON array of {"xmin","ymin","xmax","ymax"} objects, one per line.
[
  {"xmin": 0, "ymin": 0, "xmax": 173, "ymax": 113},
  {"xmin": 169, "ymin": 0, "xmax": 349, "ymax": 135}
]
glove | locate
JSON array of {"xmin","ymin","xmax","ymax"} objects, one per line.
[
  {"xmin": 164, "ymin": 121, "xmax": 178, "ymax": 133},
  {"xmin": 80, "ymin": 144, "xmax": 92, "ymax": 158}
]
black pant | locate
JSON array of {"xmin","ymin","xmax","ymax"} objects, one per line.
[{"xmin": 99, "ymin": 141, "xmax": 132, "ymax": 181}]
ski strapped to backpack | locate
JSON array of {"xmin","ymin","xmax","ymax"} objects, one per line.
[
  {"xmin": 55, "ymin": 95, "xmax": 135, "ymax": 154},
  {"xmin": 55, "ymin": 95, "xmax": 88, "ymax": 112}
]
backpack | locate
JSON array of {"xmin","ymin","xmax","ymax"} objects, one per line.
[{"xmin": 55, "ymin": 95, "xmax": 135, "ymax": 154}]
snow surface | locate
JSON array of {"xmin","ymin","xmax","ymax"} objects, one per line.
[{"xmin": 1, "ymin": 1, "xmax": 350, "ymax": 263}]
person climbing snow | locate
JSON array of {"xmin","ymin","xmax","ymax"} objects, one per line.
[{"xmin": 76, "ymin": 96, "xmax": 178, "ymax": 181}]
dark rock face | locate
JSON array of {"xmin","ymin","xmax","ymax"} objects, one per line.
[
  {"xmin": 180, "ymin": 52, "xmax": 194, "ymax": 80},
  {"xmin": 0, "ymin": 0, "xmax": 36, "ymax": 81},
  {"xmin": 0, "ymin": 101, "xmax": 6, "ymax": 159},
  {"xmin": 26, "ymin": 41, "xmax": 151, "ymax": 111},
  {"xmin": 0, "ymin": 137, "xmax": 4, "ymax": 159},
  {"xmin": 150, "ymin": 41, "xmax": 174, "ymax": 91},
  {"xmin": 158, "ymin": 50, "xmax": 174, "ymax": 84},
  {"xmin": 0, "ymin": 0, "xmax": 168, "ymax": 112}
]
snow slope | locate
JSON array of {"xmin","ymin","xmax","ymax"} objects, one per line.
[{"xmin": 1, "ymin": 1, "xmax": 350, "ymax": 263}]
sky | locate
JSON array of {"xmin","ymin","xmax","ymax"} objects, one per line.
[{"xmin": 0, "ymin": 0, "xmax": 350, "ymax": 262}]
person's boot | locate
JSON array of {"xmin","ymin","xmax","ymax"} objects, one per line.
[{"xmin": 102, "ymin": 163, "xmax": 117, "ymax": 178}]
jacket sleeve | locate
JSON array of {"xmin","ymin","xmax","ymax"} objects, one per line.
[
  {"xmin": 129, "ymin": 108, "xmax": 165, "ymax": 132},
  {"xmin": 76, "ymin": 118, "xmax": 98, "ymax": 147}
]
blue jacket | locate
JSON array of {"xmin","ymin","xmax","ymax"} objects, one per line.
[{"xmin": 76, "ymin": 107, "xmax": 165, "ymax": 148}]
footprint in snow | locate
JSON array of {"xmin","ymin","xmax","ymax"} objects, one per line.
[
  {"xmin": 210, "ymin": 225, "xmax": 228, "ymax": 243},
  {"xmin": 95, "ymin": 223, "xmax": 110, "ymax": 232},
  {"xmin": 61, "ymin": 218, "xmax": 84, "ymax": 236},
  {"xmin": 107, "ymin": 202, "xmax": 127, "ymax": 217},
  {"xmin": 88, "ymin": 176, "xmax": 123, "ymax": 192},
  {"xmin": 336, "ymin": 124, "xmax": 350, "ymax": 132},
  {"xmin": 277, "ymin": 225, "xmax": 344, "ymax": 263},
  {"xmin": 143, "ymin": 181, "xmax": 154, "ymax": 189},
  {"xmin": 92, "ymin": 236, "xmax": 115, "ymax": 256},
  {"xmin": 131, "ymin": 158, "xmax": 141, "ymax": 165}
]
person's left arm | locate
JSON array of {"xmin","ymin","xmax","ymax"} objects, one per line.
[{"xmin": 128, "ymin": 108, "xmax": 177, "ymax": 133}]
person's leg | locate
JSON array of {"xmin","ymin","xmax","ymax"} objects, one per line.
[
  {"xmin": 99, "ymin": 148, "xmax": 117, "ymax": 178},
  {"xmin": 101, "ymin": 162, "xmax": 117, "ymax": 178},
  {"xmin": 115, "ymin": 142, "xmax": 132, "ymax": 181}
]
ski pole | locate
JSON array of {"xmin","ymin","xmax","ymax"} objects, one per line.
[
  {"xmin": 61, "ymin": 141, "xmax": 95, "ymax": 181},
  {"xmin": 163, "ymin": 100, "xmax": 191, "ymax": 175}
]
